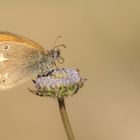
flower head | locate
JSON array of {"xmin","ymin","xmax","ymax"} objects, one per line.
[{"xmin": 29, "ymin": 68, "xmax": 86, "ymax": 99}]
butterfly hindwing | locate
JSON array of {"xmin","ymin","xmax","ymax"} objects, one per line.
[{"xmin": 0, "ymin": 41, "xmax": 44, "ymax": 89}]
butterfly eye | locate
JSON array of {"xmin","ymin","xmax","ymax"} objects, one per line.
[{"xmin": 3, "ymin": 45, "xmax": 10, "ymax": 51}]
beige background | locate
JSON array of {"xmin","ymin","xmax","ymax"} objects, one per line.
[{"xmin": 0, "ymin": 0, "xmax": 140, "ymax": 140}]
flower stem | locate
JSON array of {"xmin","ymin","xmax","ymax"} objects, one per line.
[{"xmin": 58, "ymin": 98, "xmax": 75, "ymax": 140}]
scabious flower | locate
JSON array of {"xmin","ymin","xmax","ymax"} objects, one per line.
[{"xmin": 29, "ymin": 68, "xmax": 86, "ymax": 99}]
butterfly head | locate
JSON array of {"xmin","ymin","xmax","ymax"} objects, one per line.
[{"xmin": 49, "ymin": 44, "xmax": 67, "ymax": 64}]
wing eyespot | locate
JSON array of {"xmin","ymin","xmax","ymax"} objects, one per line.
[{"xmin": 3, "ymin": 45, "xmax": 10, "ymax": 51}]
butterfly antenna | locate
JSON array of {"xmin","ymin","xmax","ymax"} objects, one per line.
[
  {"xmin": 54, "ymin": 44, "xmax": 67, "ymax": 49},
  {"xmin": 52, "ymin": 35, "xmax": 67, "ymax": 49},
  {"xmin": 52, "ymin": 35, "xmax": 62, "ymax": 47}
]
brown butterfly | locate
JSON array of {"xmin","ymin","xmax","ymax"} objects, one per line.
[{"xmin": 0, "ymin": 32, "xmax": 66, "ymax": 89}]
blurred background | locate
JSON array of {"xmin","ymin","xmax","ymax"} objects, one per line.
[{"xmin": 0, "ymin": 0, "xmax": 140, "ymax": 140}]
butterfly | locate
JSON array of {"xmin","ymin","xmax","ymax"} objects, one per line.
[{"xmin": 0, "ymin": 32, "xmax": 66, "ymax": 90}]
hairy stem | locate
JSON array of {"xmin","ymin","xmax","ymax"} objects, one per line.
[{"xmin": 58, "ymin": 98, "xmax": 75, "ymax": 140}]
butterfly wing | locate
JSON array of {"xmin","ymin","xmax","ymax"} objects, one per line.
[{"xmin": 0, "ymin": 32, "xmax": 45, "ymax": 89}]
